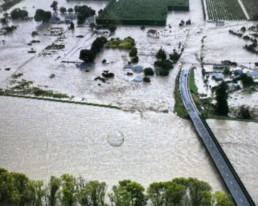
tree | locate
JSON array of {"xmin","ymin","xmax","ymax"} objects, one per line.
[
  {"xmin": 131, "ymin": 56, "xmax": 139, "ymax": 63},
  {"xmin": 48, "ymin": 176, "xmax": 61, "ymax": 206},
  {"xmin": 169, "ymin": 50, "xmax": 180, "ymax": 63},
  {"xmin": 156, "ymin": 48, "xmax": 167, "ymax": 61},
  {"xmin": 109, "ymin": 180, "xmax": 146, "ymax": 206},
  {"xmin": 90, "ymin": 22, "xmax": 96, "ymax": 30},
  {"xmin": 60, "ymin": 7, "xmax": 67, "ymax": 14},
  {"xmin": 34, "ymin": 9, "xmax": 52, "ymax": 23},
  {"xmin": 147, "ymin": 181, "xmax": 185, "ymax": 206},
  {"xmin": 212, "ymin": 191, "xmax": 234, "ymax": 206},
  {"xmin": 68, "ymin": 8, "xmax": 73, "ymax": 13},
  {"xmin": 80, "ymin": 49, "xmax": 96, "ymax": 62},
  {"xmin": 129, "ymin": 47, "xmax": 138, "ymax": 57},
  {"xmin": 11, "ymin": 8, "xmax": 28, "ymax": 20},
  {"xmin": 50, "ymin": 1, "xmax": 58, "ymax": 11},
  {"xmin": 77, "ymin": 180, "xmax": 106, "ymax": 206},
  {"xmin": 70, "ymin": 22, "xmax": 75, "ymax": 30},
  {"xmin": 238, "ymin": 105, "xmax": 251, "ymax": 119},
  {"xmin": 58, "ymin": 174, "xmax": 78, "ymax": 206},
  {"xmin": 29, "ymin": 180, "xmax": 46, "ymax": 206},
  {"xmin": 76, "ymin": 5, "xmax": 95, "ymax": 24},
  {"xmin": 223, "ymin": 67, "xmax": 231, "ymax": 75},
  {"xmin": 240, "ymin": 73, "xmax": 254, "ymax": 87},
  {"xmin": 215, "ymin": 82, "xmax": 229, "ymax": 116},
  {"xmin": 144, "ymin": 68, "xmax": 154, "ymax": 76}
]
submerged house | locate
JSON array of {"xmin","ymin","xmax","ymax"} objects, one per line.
[
  {"xmin": 212, "ymin": 73, "xmax": 224, "ymax": 81},
  {"xmin": 213, "ymin": 64, "xmax": 227, "ymax": 70},
  {"xmin": 147, "ymin": 29, "xmax": 159, "ymax": 38}
]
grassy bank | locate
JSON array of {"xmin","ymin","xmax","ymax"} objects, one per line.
[
  {"xmin": 0, "ymin": 93, "xmax": 121, "ymax": 110},
  {"xmin": 174, "ymin": 69, "xmax": 189, "ymax": 119},
  {"xmin": 189, "ymin": 68, "xmax": 198, "ymax": 94}
]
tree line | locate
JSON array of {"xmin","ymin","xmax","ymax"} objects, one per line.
[{"xmin": 0, "ymin": 168, "xmax": 234, "ymax": 206}]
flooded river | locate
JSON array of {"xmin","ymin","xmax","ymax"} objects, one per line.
[{"xmin": 0, "ymin": 96, "xmax": 224, "ymax": 192}]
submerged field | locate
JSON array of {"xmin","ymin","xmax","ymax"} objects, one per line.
[
  {"xmin": 205, "ymin": 0, "xmax": 246, "ymax": 20},
  {"xmin": 241, "ymin": 0, "xmax": 258, "ymax": 20},
  {"xmin": 96, "ymin": 0, "xmax": 189, "ymax": 25}
]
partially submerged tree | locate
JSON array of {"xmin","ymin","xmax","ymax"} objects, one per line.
[
  {"xmin": 11, "ymin": 8, "xmax": 28, "ymax": 20},
  {"xmin": 215, "ymin": 82, "xmax": 229, "ymax": 116},
  {"xmin": 156, "ymin": 48, "xmax": 167, "ymax": 61},
  {"xmin": 34, "ymin": 9, "xmax": 51, "ymax": 23}
]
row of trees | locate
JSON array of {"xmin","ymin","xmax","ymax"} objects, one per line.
[{"xmin": 0, "ymin": 168, "xmax": 234, "ymax": 206}]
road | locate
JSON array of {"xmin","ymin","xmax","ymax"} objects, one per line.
[{"xmin": 179, "ymin": 67, "xmax": 255, "ymax": 206}]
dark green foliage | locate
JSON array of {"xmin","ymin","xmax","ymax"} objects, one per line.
[
  {"xmin": 109, "ymin": 180, "xmax": 147, "ymax": 206},
  {"xmin": 107, "ymin": 24, "xmax": 117, "ymax": 33},
  {"xmin": 131, "ymin": 56, "xmax": 139, "ymax": 63},
  {"xmin": 68, "ymin": 8, "xmax": 74, "ymax": 13},
  {"xmin": 238, "ymin": 106, "xmax": 251, "ymax": 119},
  {"xmin": 11, "ymin": 8, "xmax": 28, "ymax": 20},
  {"xmin": 60, "ymin": 7, "xmax": 67, "ymax": 14},
  {"xmin": 96, "ymin": 0, "xmax": 189, "ymax": 26},
  {"xmin": 34, "ymin": 9, "xmax": 52, "ymax": 23},
  {"xmin": 143, "ymin": 76, "xmax": 151, "ymax": 82},
  {"xmin": 215, "ymin": 82, "xmax": 229, "ymax": 116},
  {"xmin": 0, "ymin": 18, "xmax": 8, "ymax": 24},
  {"xmin": 223, "ymin": 67, "xmax": 231, "ymax": 75},
  {"xmin": 144, "ymin": 68, "xmax": 154, "ymax": 76},
  {"xmin": 159, "ymin": 69, "xmax": 169, "ymax": 76},
  {"xmin": 50, "ymin": 1, "xmax": 58, "ymax": 11},
  {"xmin": 80, "ymin": 37, "xmax": 107, "ymax": 62},
  {"xmin": 80, "ymin": 49, "xmax": 96, "ymax": 62},
  {"xmin": 70, "ymin": 22, "xmax": 75, "ymax": 30},
  {"xmin": 156, "ymin": 48, "xmax": 166, "ymax": 61},
  {"xmin": 2, "ymin": 25, "xmax": 17, "ymax": 33},
  {"xmin": 169, "ymin": 50, "xmax": 180, "ymax": 63},
  {"xmin": 154, "ymin": 60, "xmax": 173, "ymax": 71},
  {"xmin": 90, "ymin": 22, "xmax": 96, "ymax": 30},
  {"xmin": 75, "ymin": 5, "xmax": 95, "ymax": 24},
  {"xmin": 129, "ymin": 47, "xmax": 138, "ymax": 57},
  {"xmin": 240, "ymin": 73, "xmax": 254, "ymax": 87}
]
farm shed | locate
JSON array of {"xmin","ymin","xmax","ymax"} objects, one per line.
[{"xmin": 147, "ymin": 29, "xmax": 159, "ymax": 38}]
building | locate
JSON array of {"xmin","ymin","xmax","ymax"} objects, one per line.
[
  {"xmin": 50, "ymin": 27, "xmax": 64, "ymax": 36},
  {"xmin": 233, "ymin": 69, "xmax": 243, "ymax": 76},
  {"xmin": 213, "ymin": 64, "xmax": 227, "ymax": 70},
  {"xmin": 147, "ymin": 29, "xmax": 159, "ymax": 38},
  {"xmin": 247, "ymin": 71, "xmax": 258, "ymax": 79},
  {"xmin": 212, "ymin": 73, "xmax": 224, "ymax": 81},
  {"xmin": 227, "ymin": 83, "xmax": 240, "ymax": 92}
]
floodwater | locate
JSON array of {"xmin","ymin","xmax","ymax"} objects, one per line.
[
  {"xmin": 0, "ymin": 96, "xmax": 224, "ymax": 192},
  {"xmin": 0, "ymin": 0, "xmax": 258, "ymax": 204}
]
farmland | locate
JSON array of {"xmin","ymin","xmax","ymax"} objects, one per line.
[
  {"xmin": 205, "ymin": 0, "xmax": 247, "ymax": 20},
  {"xmin": 241, "ymin": 0, "xmax": 258, "ymax": 20},
  {"xmin": 96, "ymin": 0, "xmax": 189, "ymax": 25}
]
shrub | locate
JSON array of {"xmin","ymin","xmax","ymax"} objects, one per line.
[
  {"xmin": 131, "ymin": 56, "xmax": 139, "ymax": 63},
  {"xmin": 60, "ymin": 7, "xmax": 67, "ymax": 14},
  {"xmin": 159, "ymin": 69, "xmax": 169, "ymax": 76},
  {"xmin": 169, "ymin": 50, "xmax": 180, "ymax": 63},
  {"xmin": 156, "ymin": 48, "xmax": 166, "ymax": 60},
  {"xmin": 143, "ymin": 76, "xmax": 151, "ymax": 82},
  {"xmin": 154, "ymin": 60, "xmax": 173, "ymax": 71},
  {"xmin": 144, "ymin": 68, "xmax": 154, "ymax": 76},
  {"xmin": 11, "ymin": 8, "xmax": 28, "ymax": 20},
  {"xmin": 129, "ymin": 47, "xmax": 137, "ymax": 57},
  {"xmin": 34, "ymin": 9, "xmax": 52, "ymax": 23}
]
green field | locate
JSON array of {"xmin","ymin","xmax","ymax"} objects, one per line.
[
  {"xmin": 96, "ymin": 0, "xmax": 189, "ymax": 25},
  {"xmin": 206, "ymin": 0, "xmax": 247, "ymax": 20},
  {"xmin": 241, "ymin": 0, "xmax": 258, "ymax": 20}
]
